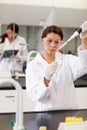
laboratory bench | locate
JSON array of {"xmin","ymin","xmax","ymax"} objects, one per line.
[
  {"xmin": 0, "ymin": 76, "xmax": 36, "ymax": 113},
  {"xmin": 0, "ymin": 74, "xmax": 87, "ymax": 90},
  {"xmin": 74, "ymin": 74, "xmax": 87, "ymax": 87},
  {"xmin": 0, "ymin": 76, "xmax": 25, "ymax": 90},
  {"xmin": 0, "ymin": 74, "xmax": 87, "ymax": 113},
  {"xmin": 0, "ymin": 109, "xmax": 87, "ymax": 130}
]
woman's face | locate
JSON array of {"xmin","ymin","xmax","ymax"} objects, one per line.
[
  {"xmin": 6, "ymin": 29, "xmax": 16, "ymax": 41},
  {"xmin": 41, "ymin": 32, "xmax": 62, "ymax": 55}
]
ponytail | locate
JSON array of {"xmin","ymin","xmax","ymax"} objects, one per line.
[{"xmin": 0, "ymin": 33, "xmax": 7, "ymax": 43}]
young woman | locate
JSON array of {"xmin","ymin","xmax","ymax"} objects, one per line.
[
  {"xmin": 26, "ymin": 23, "xmax": 87, "ymax": 111},
  {"xmin": 0, "ymin": 23, "xmax": 27, "ymax": 72}
]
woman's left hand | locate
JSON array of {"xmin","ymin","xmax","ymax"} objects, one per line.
[
  {"xmin": 80, "ymin": 21, "xmax": 87, "ymax": 39},
  {"xmin": 10, "ymin": 55, "xmax": 20, "ymax": 60},
  {"xmin": 80, "ymin": 21, "xmax": 87, "ymax": 49}
]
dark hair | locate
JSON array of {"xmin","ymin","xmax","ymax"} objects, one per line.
[
  {"xmin": 41, "ymin": 25, "xmax": 63, "ymax": 40},
  {"xmin": 0, "ymin": 33, "xmax": 7, "ymax": 43},
  {"xmin": 0, "ymin": 23, "xmax": 19, "ymax": 43},
  {"xmin": 7, "ymin": 23, "xmax": 19, "ymax": 34}
]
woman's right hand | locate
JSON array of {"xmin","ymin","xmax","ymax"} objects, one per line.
[{"xmin": 44, "ymin": 61, "xmax": 58, "ymax": 80}]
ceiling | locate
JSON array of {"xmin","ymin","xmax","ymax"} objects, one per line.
[{"xmin": 0, "ymin": 4, "xmax": 87, "ymax": 28}]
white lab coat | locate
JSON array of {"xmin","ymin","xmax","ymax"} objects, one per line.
[
  {"xmin": 0, "ymin": 36, "xmax": 28, "ymax": 72},
  {"xmin": 26, "ymin": 48, "xmax": 87, "ymax": 111}
]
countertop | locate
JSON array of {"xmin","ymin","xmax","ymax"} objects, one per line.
[{"xmin": 0, "ymin": 109, "xmax": 87, "ymax": 130}]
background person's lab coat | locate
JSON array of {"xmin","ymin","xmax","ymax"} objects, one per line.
[
  {"xmin": 26, "ymin": 49, "xmax": 87, "ymax": 111},
  {"xmin": 0, "ymin": 35, "xmax": 27, "ymax": 72}
]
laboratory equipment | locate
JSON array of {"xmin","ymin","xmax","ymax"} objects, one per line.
[
  {"xmin": 0, "ymin": 78, "xmax": 26, "ymax": 130},
  {"xmin": 58, "ymin": 20, "xmax": 87, "ymax": 50},
  {"xmin": 58, "ymin": 28, "xmax": 82, "ymax": 50},
  {"xmin": 39, "ymin": 126, "xmax": 47, "ymax": 130},
  {"xmin": 27, "ymin": 51, "xmax": 38, "ymax": 64},
  {"xmin": 58, "ymin": 120, "xmax": 87, "ymax": 130}
]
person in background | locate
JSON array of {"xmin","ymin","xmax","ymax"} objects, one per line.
[
  {"xmin": 0, "ymin": 23, "xmax": 28, "ymax": 72},
  {"xmin": 26, "ymin": 21, "xmax": 87, "ymax": 111}
]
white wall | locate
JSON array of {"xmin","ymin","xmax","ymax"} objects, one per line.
[
  {"xmin": 0, "ymin": 0, "xmax": 87, "ymax": 9},
  {"xmin": 1, "ymin": 24, "xmax": 81, "ymax": 54}
]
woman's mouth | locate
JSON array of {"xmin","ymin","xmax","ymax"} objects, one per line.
[{"xmin": 49, "ymin": 48, "xmax": 56, "ymax": 52}]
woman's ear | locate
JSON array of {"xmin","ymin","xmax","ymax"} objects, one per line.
[{"xmin": 40, "ymin": 38, "xmax": 43, "ymax": 44}]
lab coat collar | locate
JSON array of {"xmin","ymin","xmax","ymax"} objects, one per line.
[
  {"xmin": 34, "ymin": 53, "xmax": 47, "ymax": 64},
  {"xmin": 34, "ymin": 51, "xmax": 63, "ymax": 64}
]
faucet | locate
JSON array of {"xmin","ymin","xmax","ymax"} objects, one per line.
[{"xmin": 0, "ymin": 78, "xmax": 26, "ymax": 130}]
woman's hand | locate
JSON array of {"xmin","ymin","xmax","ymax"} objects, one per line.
[
  {"xmin": 44, "ymin": 61, "xmax": 58, "ymax": 87},
  {"xmin": 10, "ymin": 55, "xmax": 20, "ymax": 60},
  {"xmin": 80, "ymin": 21, "xmax": 87, "ymax": 49}
]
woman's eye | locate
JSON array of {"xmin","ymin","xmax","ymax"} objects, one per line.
[{"xmin": 47, "ymin": 39, "xmax": 52, "ymax": 43}]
